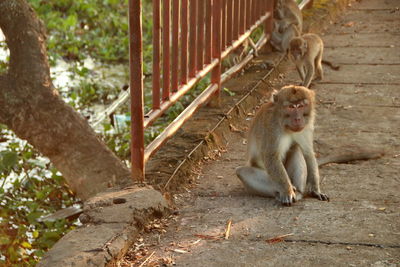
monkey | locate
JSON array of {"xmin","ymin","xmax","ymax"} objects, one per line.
[
  {"xmin": 270, "ymin": 22, "xmax": 301, "ymax": 53},
  {"xmin": 236, "ymin": 85, "xmax": 329, "ymax": 206},
  {"xmin": 275, "ymin": 0, "xmax": 303, "ymax": 32},
  {"xmin": 270, "ymin": 0, "xmax": 303, "ymax": 52},
  {"xmin": 224, "ymin": 37, "xmax": 258, "ymax": 69},
  {"xmin": 289, "ymin": 33, "xmax": 324, "ymax": 88}
]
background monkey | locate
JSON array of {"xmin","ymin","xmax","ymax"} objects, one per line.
[
  {"xmin": 271, "ymin": 22, "xmax": 301, "ymax": 53},
  {"xmin": 275, "ymin": 0, "xmax": 303, "ymax": 32},
  {"xmin": 271, "ymin": 0, "xmax": 303, "ymax": 52},
  {"xmin": 289, "ymin": 33, "xmax": 324, "ymax": 88},
  {"xmin": 236, "ymin": 85, "xmax": 329, "ymax": 206}
]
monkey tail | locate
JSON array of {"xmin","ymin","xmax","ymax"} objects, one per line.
[
  {"xmin": 322, "ymin": 60, "xmax": 340, "ymax": 71},
  {"xmin": 318, "ymin": 150, "xmax": 385, "ymax": 167}
]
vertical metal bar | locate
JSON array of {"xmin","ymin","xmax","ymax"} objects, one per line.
[
  {"xmin": 152, "ymin": 0, "xmax": 161, "ymax": 109},
  {"xmin": 181, "ymin": 0, "xmax": 188, "ymax": 84},
  {"xmin": 129, "ymin": 0, "xmax": 144, "ymax": 182},
  {"xmin": 205, "ymin": 0, "xmax": 212, "ymax": 64},
  {"xmin": 265, "ymin": 0, "xmax": 274, "ymax": 37},
  {"xmin": 197, "ymin": 0, "xmax": 204, "ymax": 70},
  {"xmin": 162, "ymin": 0, "xmax": 170, "ymax": 100},
  {"xmin": 252, "ymin": 0, "xmax": 257, "ymax": 24},
  {"xmin": 189, "ymin": 0, "xmax": 197, "ymax": 77},
  {"xmin": 233, "ymin": 0, "xmax": 239, "ymax": 40},
  {"xmin": 171, "ymin": 0, "xmax": 179, "ymax": 92},
  {"xmin": 258, "ymin": 0, "xmax": 262, "ymax": 19},
  {"xmin": 211, "ymin": 0, "xmax": 221, "ymax": 100},
  {"xmin": 226, "ymin": 0, "xmax": 233, "ymax": 46},
  {"xmin": 246, "ymin": 0, "xmax": 251, "ymax": 30},
  {"xmin": 239, "ymin": 0, "xmax": 245, "ymax": 34},
  {"xmin": 221, "ymin": 0, "xmax": 226, "ymax": 50}
]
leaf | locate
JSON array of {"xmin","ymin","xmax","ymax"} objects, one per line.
[
  {"xmin": 33, "ymin": 230, "xmax": 39, "ymax": 239},
  {"xmin": 27, "ymin": 211, "xmax": 43, "ymax": 224},
  {"xmin": 27, "ymin": 159, "xmax": 47, "ymax": 168},
  {"xmin": 223, "ymin": 87, "xmax": 236, "ymax": 96},
  {"xmin": 1, "ymin": 151, "xmax": 18, "ymax": 169},
  {"xmin": 21, "ymin": 241, "xmax": 32, "ymax": 249}
]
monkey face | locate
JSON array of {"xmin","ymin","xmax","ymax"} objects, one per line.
[
  {"xmin": 289, "ymin": 38, "xmax": 307, "ymax": 60},
  {"xmin": 283, "ymin": 99, "xmax": 310, "ymax": 132}
]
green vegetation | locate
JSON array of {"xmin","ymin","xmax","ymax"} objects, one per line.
[
  {"xmin": 0, "ymin": 0, "xmax": 215, "ymax": 265},
  {"xmin": 0, "ymin": 0, "xmax": 140, "ymax": 265}
]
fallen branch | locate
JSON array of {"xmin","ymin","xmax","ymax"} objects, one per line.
[{"xmin": 138, "ymin": 251, "xmax": 155, "ymax": 267}]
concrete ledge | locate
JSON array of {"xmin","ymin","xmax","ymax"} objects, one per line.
[{"xmin": 38, "ymin": 186, "xmax": 169, "ymax": 267}]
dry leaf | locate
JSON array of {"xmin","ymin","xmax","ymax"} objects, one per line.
[
  {"xmin": 343, "ymin": 21, "xmax": 355, "ymax": 27},
  {"xmin": 229, "ymin": 124, "xmax": 241, "ymax": 132},
  {"xmin": 172, "ymin": 248, "xmax": 189, "ymax": 254}
]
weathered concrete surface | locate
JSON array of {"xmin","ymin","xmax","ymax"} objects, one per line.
[
  {"xmin": 119, "ymin": 0, "xmax": 400, "ymax": 265},
  {"xmin": 38, "ymin": 186, "xmax": 169, "ymax": 267}
]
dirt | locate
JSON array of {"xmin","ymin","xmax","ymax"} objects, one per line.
[{"xmin": 119, "ymin": 0, "xmax": 400, "ymax": 266}]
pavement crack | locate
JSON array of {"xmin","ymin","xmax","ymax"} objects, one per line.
[{"xmin": 283, "ymin": 239, "xmax": 400, "ymax": 249}]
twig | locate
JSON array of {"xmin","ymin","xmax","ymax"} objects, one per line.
[
  {"xmin": 138, "ymin": 251, "xmax": 155, "ymax": 267},
  {"xmin": 266, "ymin": 233, "xmax": 294, "ymax": 244},
  {"xmin": 225, "ymin": 219, "xmax": 232, "ymax": 240}
]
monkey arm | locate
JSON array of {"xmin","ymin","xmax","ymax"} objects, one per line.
[
  {"xmin": 266, "ymin": 154, "xmax": 297, "ymax": 205},
  {"xmin": 302, "ymin": 149, "xmax": 329, "ymax": 201}
]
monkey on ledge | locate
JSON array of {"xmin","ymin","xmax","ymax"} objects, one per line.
[{"xmin": 236, "ymin": 85, "xmax": 329, "ymax": 206}]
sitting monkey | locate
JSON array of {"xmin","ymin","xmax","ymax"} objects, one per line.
[{"xmin": 236, "ymin": 85, "xmax": 329, "ymax": 206}]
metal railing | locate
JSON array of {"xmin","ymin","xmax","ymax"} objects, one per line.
[{"xmin": 128, "ymin": 0, "xmax": 275, "ymax": 181}]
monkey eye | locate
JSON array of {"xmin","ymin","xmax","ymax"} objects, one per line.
[{"xmin": 288, "ymin": 103, "xmax": 304, "ymax": 109}]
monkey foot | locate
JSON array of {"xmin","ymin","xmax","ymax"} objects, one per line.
[{"xmin": 310, "ymin": 191, "xmax": 330, "ymax": 201}]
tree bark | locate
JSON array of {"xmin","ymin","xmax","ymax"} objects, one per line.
[{"xmin": 0, "ymin": 0, "xmax": 132, "ymax": 200}]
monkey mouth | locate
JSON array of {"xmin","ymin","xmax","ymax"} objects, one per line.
[{"xmin": 286, "ymin": 126, "xmax": 304, "ymax": 132}]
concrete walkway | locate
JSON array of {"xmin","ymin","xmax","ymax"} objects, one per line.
[{"xmin": 120, "ymin": 0, "xmax": 400, "ymax": 265}]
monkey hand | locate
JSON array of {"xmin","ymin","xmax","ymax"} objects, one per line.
[
  {"xmin": 279, "ymin": 186, "xmax": 297, "ymax": 206},
  {"xmin": 310, "ymin": 190, "xmax": 329, "ymax": 201}
]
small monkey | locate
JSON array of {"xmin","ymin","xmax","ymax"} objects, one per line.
[
  {"xmin": 236, "ymin": 85, "xmax": 329, "ymax": 206},
  {"xmin": 289, "ymin": 33, "xmax": 324, "ymax": 88}
]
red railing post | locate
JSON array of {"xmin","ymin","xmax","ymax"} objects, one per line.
[
  {"xmin": 162, "ymin": 0, "xmax": 171, "ymax": 100},
  {"xmin": 197, "ymin": 0, "xmax": 205, "ymax": 70},
  {"xmin": 181, "ymin": 0, "xmax": 188, "ymax": 84},
  {"xmin": 265, "ymin": 0, "xmax": 274, "ymax": 38},
  {"xmin": 189, "ymin": 0, "xmax": 198, "ymax": 77},
  {"xmin": 226, "ymin": 0, "xmax": 233, "ymax": 46},
  {"xmin": 171, "ymin": 0, "xmax": 180, "ymax": 92},
  {"xmin": 129, "ymin": 0, "xmax": 145, "ymax": 182},
  {"xmin": 221, "ymin": 0, "xmax": 226, "ymax": 50},
  {"xmin": 233, "ymin": 0, "xmax": 239, "ymax": 40},
  {"xmin": 205, "ymin": 0, "xmax": 212, "ymax": 64},
  {"xmin": 211, "ymin": 0, "xmax": 221, "ymax": 103},
  {"xmin": 152, "ymin": 0, "xmax": 161, "ymax": 109}
]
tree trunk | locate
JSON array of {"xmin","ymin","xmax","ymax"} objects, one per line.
[{"xmin": 0, "ymin": 0, "xmax": 132, "ymax": 200}]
